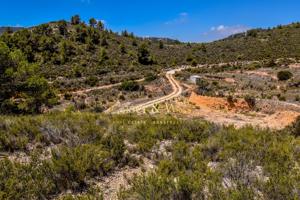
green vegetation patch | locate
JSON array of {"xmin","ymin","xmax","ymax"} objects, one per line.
[{"xmin": 0, "ymin": 112, "xmax": 299, "ymax": 199}]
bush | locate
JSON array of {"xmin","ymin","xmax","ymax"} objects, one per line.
[
  {"xmin": 191, "ymin": 59, "xmax": 198, "ymax": 67},
  {"xmin": 227, "ymin": 95, "xmax": 235, "ymax": 107},
  {"xmin": 64, "ymin": 93, "xmax": 73, "ymax": 100},
  {"xmin": 186, "ymin": 55, "xmax": 193, "ymax": 62},
  {"xmin": 159, "ymin": 41, "xmax": 164, "ymax": 49},
  {"xmin": 138, "ymin": 43, "xmax": 154, "ymax": 65},
  {"xmin": 196, "ymin": 79, "xmax": 210, "ymax": 95},
  {"xmin": 50, "ymin": 145, "xmax": 115, "ymax": 190},
  {"xmin": 277, "ymin": 70, "xmax": 293, "ymax": 81},
  {"xmin": 278, "ymin": 95, "xmax": 286, "ymax": 101},
  {"xmin": 0, "ymin": 158, "xmax": 56, "ymax": 199},
  {"xmin": 120, "ymin": 81, "xmax": 140, "ymax": 91},
  {"xmin": 145, "ymin": 73, "xmax": 158, "ymax": 82},
  {"xmin": 101, "ymin": 134, "xmax": 125, "ymax": 162},
  {"xmin": 85, "ymin": 76, "xmax": 98, "ymax": 87},
  {"xmin": 291, "ymin": 116, "xmax": 300, "ymax": 137},
  {"xmin": 244, "ymin": 95, "xmax": 256, "ymax": 109},
  {"xmin": 93, "ymin": 104, "xmax": 105, "ymax": 113}
]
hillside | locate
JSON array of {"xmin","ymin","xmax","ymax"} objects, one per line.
[
  {"xmin": 0, "ymin": 26, "xmax": 24, "ymax": 34},
  {"xmin": 0, "ymin": 16, "xmax": 300, "ymax": 114},
  {"xmin": 0, "ymin": 19, "xmax": 190, "ymax": 80},
  {"xmin": 1, "ymin": 19, "xmax": 300, "ymax": 79},
  {"xmin": 0, "ymin": 16, "xmax": 192, "ymax": 114},
  {"xmin": 191, "ymin": 22, "xmax": 300, "ymax": 63}
]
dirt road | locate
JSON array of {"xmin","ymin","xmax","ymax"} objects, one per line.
[
  {"xmin": 113, "ymin": 69, "xmax": 183, "ymax": 114},
  {"xmin": 71, "ymin": 78, "xmax": 145, "ymax": 95}
]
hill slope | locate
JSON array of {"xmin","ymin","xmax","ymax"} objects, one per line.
[
  {"xmin": 0, "ymin": 16, "xmax": 300, "ymax": 114},
  {"xmin": 0, "ymin": 26, "xmax": 24, "ymax": 34},
  {"xmin": 1, "ymin": 20, "xmax": 300, "ymax": 78},
  {"xmin": 191, "ymin": 22, "xmax": 300, "ymax": 63}
]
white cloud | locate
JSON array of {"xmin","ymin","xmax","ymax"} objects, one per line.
[
  {"xmin": 217, "ymin": 25, "xmax": 225, "ymax": 31},
  {"xmin": 209, "ymin": 24, "xmax": 250, "ymax": 36},
  {"xmin": 202, "ymin": 24, "xmax": 250, "ymax": 41},
  {"xmin": 165, "ymin": 12, "xmax": 189, "ymax": 25},
  {"xmin": 210, "ymin": 25, "xmax": 226, "ymax": 31}
]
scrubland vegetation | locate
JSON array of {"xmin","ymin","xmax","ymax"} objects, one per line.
[
  {"xmin": 0, "ymin": 112, "xmax": 299, "ymax": 199},
  {"xmin": 177, "ymin": 59, "xmax": 300, "ymax": 103}
]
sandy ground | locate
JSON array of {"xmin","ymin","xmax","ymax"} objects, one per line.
[
  {"xmin": 95, "ymin": 158, "xmax": 155, "ymax": 200},
  {"xmin": 224, "ymin": 78, "xmax": 236, "ymax": 83},
  {"xmin": 245, "ymin": 71, "xmax": 278, "ymax": 80},
  {"xmin": 184, "ymin": 92, "xmax": 299, "ymax": 129},
  {"xmin": 290, "ymin": 63, "xmax": 300, "ymax": 69}
]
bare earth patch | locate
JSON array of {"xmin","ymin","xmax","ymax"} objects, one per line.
[
  {"xmin": 224, "ymin": 78, "xmax": 236, "ymax": 83},
  {"xmin": 189, "ymin": 92, "xmax": 249, "ymax": 111},
  {"xmin": 245, "ymin": 71, "xmax": 278, "ymax": 80},
  {"xmin": 95, "ymin": 158, "xmax": 154, "ymax": 200},
  {"xmin": 184, "ymin": 92, "xmax": 299, "ymax": 129},
  {"xmin": 290, "ymin": 63, "xmax": 300, "ymax": 69}
]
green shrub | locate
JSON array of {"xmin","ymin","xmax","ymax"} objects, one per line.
[
  {"xmin": 0, "ymin": 158, "xmax": 56, "ymax": 199},
  {"xmin": 196, "ymin": 79, "xmax": 210, "ymax": 95},
  {"xmin": 244, "ymin": 95, "xmax": 256, "ymax": 109},
  {"xmin": 278, "ymin": 95, "xmax": 286, "ymax": 101},
  {"xmin": 101, "ymin": 133, "xmax": 125, "ymax": 162},
  {"xmin": 191, "ymin": 59, "xmax": 198, "ymax": 67},
  {"xmin": 145, "ymin": 73, "xmax": 158, "ymax": 82},
  {"xmin": 291, "ymin": 116, "xmax": 300, "ymax": 137},
  {"xmin": 85, "ymin": 76, "xmax": 98, "ymax": 87},
  {"xmin": 186, "ymin": 54, "xmax": 193, "ymax": 62},
  {"xmin": 227, "ymin": 95, "xmax": 235, "ymax": 107},
  {"xmin": 93, "ymin": 104, "xmax": 105, "ymax": 113},
  {"xmin": 50, "ymin": 145, "xmax": 115, "ymax": 190},
  {"xmin": 64, "ymin": 92, "xmax": 73, "ymax": 100},
  {"xmin": 138, "ymin": 43, "xmax": 154, "ymax": 65},
  {"xmin": 277, "ymin": 70, "xmax": 293, "ymax": 81},
  {"xmin": 120, "ymin": 81, "xmax": 140, "ymax": 91}
]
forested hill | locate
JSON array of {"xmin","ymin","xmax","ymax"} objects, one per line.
[
  {"xmin": 0, "ymin": 15, "xmax": 300, "ymax": 114},
  {"xmin": 191, "ymin": 22, "xmax": 300, "ymax": 64},
  {"xmin": 0, "ymin": 15, "xmax": 191, "ymax": 114},
  {"xmin": 0, "ymin": 17, "xmax": 299, "ymax": 78},
  {"xmin": 0, "ymin": 17, "xmax": 192, "ymax": 79}
]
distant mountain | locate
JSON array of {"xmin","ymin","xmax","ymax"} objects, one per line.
[
  {"xmin": 0, "ymin": 26, "xmax": 25, "ymax": 34},
  {"xmin": 144, "ymin": 37, "xmax": 181, "ymax": 44}
]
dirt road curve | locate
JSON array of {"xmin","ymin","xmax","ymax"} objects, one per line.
[
  {"xmin": 70, "ymin": 78, "xmax": 145, "ymax": 95},
  {"xmin": 113, "ymin": 69, "xmax": 183, "ymax": 114}
]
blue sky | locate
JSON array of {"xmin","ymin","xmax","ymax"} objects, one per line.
[{"xmin": 1, "ymin": 0, "xmax": 300, "ymax": 42}]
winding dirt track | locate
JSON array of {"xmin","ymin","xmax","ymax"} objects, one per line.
[
  {"xmin": 71, "ymin": 78, "xmax": 145, "ymax": 95},
  {"xmin": 113, "ymin": 69, "xmax": 183, "ymax": 114}
]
